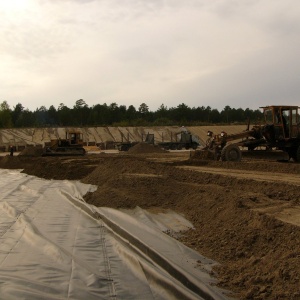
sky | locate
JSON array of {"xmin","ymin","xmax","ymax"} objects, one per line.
[{"xmin": 1, "ymin": 0, "xmax": 300, "ymax": 112}]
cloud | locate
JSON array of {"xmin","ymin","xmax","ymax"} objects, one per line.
[
  {"xmin": 1, "ymin": 0, "xmax": 300, "ymax": 112},
  {"xmin": 0, "ymin": 3, "xmax": 78, "ymax": 63},
  {"xmin": 172, "ymin": 42, "xmax": 300, "ymax": 110}
]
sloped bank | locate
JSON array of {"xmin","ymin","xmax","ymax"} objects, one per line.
[{"xmin": 0, "ymin": 125, "xmax": 246, "ymax": 151}]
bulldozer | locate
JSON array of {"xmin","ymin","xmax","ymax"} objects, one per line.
[
  {"xmin": 42, "ymin": 130, "xmax": 86, "ymax": 156},
  {"xmin": 201, "ymin": 105, "xmax": 300, "ymax": 162}
]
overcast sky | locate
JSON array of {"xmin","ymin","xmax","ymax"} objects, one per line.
[{"xmin": 1, "ymin": 0, "xmax": 300, "ymax": 112}]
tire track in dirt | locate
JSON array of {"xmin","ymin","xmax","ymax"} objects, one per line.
[
  {"xmin": 178, "ymin": 166, "xmax": 300, "ymax": 186},
  {"xmin": 179, "ymin": 165, "xmax": 300, "ymax": 229}
]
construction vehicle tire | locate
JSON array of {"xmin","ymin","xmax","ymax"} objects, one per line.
[
  {"xmin": 288, "ymin": 147, "xmax": 298, "ymax": 161},
  {"xmin": 221, "ymin": 144, "xmax": 242, "ymax": 162}
]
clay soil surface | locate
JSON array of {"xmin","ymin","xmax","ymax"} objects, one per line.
[{"xmin": 1, "ymin": 148, "xmax": 300, "ymax": 300}]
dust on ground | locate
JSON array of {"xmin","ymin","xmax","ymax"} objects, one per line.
[{"xmin": 0, "ymin": 150, "xmax": 300, "ymax": 300}]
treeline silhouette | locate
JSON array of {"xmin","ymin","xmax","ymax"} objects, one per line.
[{"xmin": 0, "ymin": 99, "xmax": 263, "ymax": 128}]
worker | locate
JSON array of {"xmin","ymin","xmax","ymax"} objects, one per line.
[{"xmin": 9, "ymin": 146, "xmax": 14, "ymax": 156}]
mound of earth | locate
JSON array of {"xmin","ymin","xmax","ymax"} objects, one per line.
[
  {"xmin": 81, "ymin": 155, "xmax": 300, "ymax": 299},
  {"xmin": 0, "ymin": 156, "xmax": 25, "ymax": 169},
  {"xmin": 19, "ymin": 146, "xmax": 44, "ymax": 157},
  {"xmin": 191, "ymin": 149, "xmax": 215, "ymax": 160},
  {"xmin": 128, "ymin": 142, "xmax": 166, "ymax": 154}
]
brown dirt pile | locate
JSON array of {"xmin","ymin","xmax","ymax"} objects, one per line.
[
  {"xmin": 1, "ymin": 152, "xmax": 300, "ymax": 299},
  {"xmin": 127, "ymin": 142, "xmax": 166, "ymax": 154},
  {"xmin": 19, "ymin": 146, "xmax": 44, "ymax": 157},
  {"xmin": 82, "ymin": 156, "xmax": 300, "ymax": 299},
  {"xmin": 0, "ymin": 156, "xmax": 27, "ymax": 169},
  {"xmin": 0, "ymin": 156, "xmax": 100, "ymax": 180},
  {"xmin": 191, "ymin": 149, "xmax": 215, "ymax": 160}
]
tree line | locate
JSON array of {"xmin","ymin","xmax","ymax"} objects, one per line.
[{"xmin": 0, "ymin": 99, "xmax": 264, "ymax": 128}]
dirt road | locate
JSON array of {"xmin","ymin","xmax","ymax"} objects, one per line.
[{"xmin": 0, "ymin": 149, "xmax": 300, "ymax": 299}]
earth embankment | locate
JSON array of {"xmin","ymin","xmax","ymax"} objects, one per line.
[{"xmin": 0, "ymin": 125, "xmax": 247, "ymax": 150}]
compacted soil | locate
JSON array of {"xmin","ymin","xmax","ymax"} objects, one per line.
[{"xmin": 1, "ymin": 146, "xmax": 300, "ymax": 300}]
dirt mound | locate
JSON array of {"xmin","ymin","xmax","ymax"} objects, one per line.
[
  {"xmin": 83, "ymin": 156, "xmax": 165, "ymax": 185},
  {"xmin": 128, "ymin": 142, "xmax": 166, "ymax": 154},
  {"xmin": 81, "ymin": 156, "xmax": 300, "ymax": 299},
  {"xmin": 0, "ymin": 156, "xmax": 24, "ymax": 169},
  {"xmin": 19, "ymin": 146, "xmax": 44, "ymax": 157},
  {"xmin": 191, "ymin": 149, "xmax": 215, "ymax": 160}
]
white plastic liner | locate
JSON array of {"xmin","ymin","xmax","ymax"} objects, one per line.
[{"xmin": 0, "ymin": 169, "xmax": 228, "ymax": 299}]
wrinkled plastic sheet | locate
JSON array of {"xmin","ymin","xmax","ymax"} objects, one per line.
[{"xmin": 0, "ymin": 169, "xmax": 228, "ymax": 299}]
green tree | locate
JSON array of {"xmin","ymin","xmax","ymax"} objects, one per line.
[
  {"xmin": 17, "ymin": 109, "xmax": 35, "ymax": 127},
  {"xmin": 48, "ymin": 105, "xmax": 58, "ymax": 125},
  {"xmin": 74, "ymin": 99, "xmax": 87, "ymax": 109},
  {"xmin": 155, "ymin": 104, "xmax": 168, "ymax": 118},
  {"xmin": 205, "ymin": 106, "xmax": 211, "ymax": 123},
  {"xmin": 222, "ymin": 105, "xmax": 232, "ymax": 123},
  {"xmin": 0, "ymin": 101, "xmax": 13, "ymax": 128},
  {"xmin": 58, "ymin": 103, "xmax": 73, "ymax": 126},
  {"xmin": 210, "ymin": 109, "xmax": 221, "ymax": 123},
  {"xmin": 138, "ymin": 103, "xmax": 149, "ymax": 114},
  {"xmin": 12, "ymin": 103, "xmax": 24, "ymax": 127},
  {"xmin": 173, "ymin": 103, "xmax": 191, "ymax": 123},
  {"xmin": 126, "ymin": 105, "xmax": 137, "ymax": 123},
  {"xmin": 73, "ymin": 99, "xmax": 89, "ymax": 125}
]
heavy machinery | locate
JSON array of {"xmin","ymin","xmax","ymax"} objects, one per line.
[
  {"xmin": 115, "ymin": 130, "xmax": 200, "ymax": 151},
  {"xmin": 43, "ymin": 130, "xmax": 86, "ymax": 156},
  {"xmin": 158, "ymin": 131, "xmax": 200, "ymax": 150},
  {"xmin": 203, "ymin": 105, "xmax": 300, "ymax": 162}
]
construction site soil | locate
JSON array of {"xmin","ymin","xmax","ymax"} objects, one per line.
[{"xmin": 1, "ymin": 145, "xmax": 300, "ymax": 300}]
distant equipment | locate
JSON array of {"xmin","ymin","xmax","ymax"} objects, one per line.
[
  {"xmin": 115, "ymin": 130, "xmax": 200, "ymax": 151},
  {"xmin": 157, "ymin": 132, "xmax": 200, "ymax": 150},
  {"xmin": 43, "ymin": 130, "xmax": 86, "ymax": 156}
]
